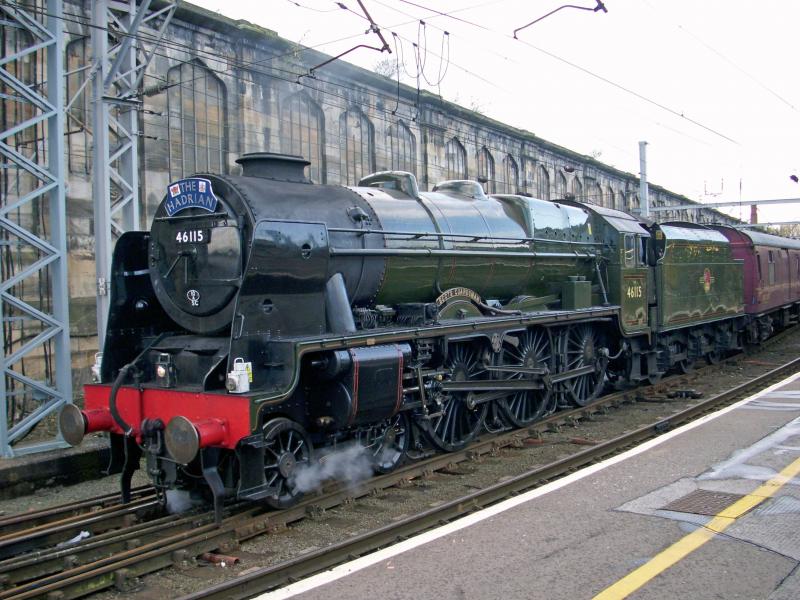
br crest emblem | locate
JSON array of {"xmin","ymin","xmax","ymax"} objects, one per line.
[
  {"xmin": 699, "ymin": 268, "xmax": 715, "ymax": 293},
  {"xmin": 186, "ymin": 289, "xmax": 200, "ymax": 306}
]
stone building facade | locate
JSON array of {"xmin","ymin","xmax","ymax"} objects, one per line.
[{"xmin": 23, "ymin": 1, "xmax": 741, "ymax": 380}]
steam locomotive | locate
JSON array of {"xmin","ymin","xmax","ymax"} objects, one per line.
[{"xmin": 59, "ymin": 153, "xmax": 800, "ymax": 520}]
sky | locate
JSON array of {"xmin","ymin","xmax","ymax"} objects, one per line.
[{"xmin": 188, "ymin": 0, "xmax": 800, "ymax": 224}]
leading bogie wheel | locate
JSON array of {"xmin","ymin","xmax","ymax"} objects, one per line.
[{"xmin": 357, "ymin": 411, "xmax": 411, "ymax": 473}]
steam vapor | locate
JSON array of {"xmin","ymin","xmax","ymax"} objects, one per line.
[
  {"xmin": 165, "ymin": 489, "xmax": 202, "ymax": 514},
  {"xmin": 291, "ymin": 443, "xmax": 374, "ymax": 493}
]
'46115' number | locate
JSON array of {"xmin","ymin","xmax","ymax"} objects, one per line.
[
  {"xmin": 626, "ymin": 283, "xmax": 643, "ymax": 299},
  {"xmin": 175, "ymin": 229, "xmax": 206, "ymax": 244}
]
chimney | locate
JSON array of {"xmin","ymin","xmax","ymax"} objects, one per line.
[
  {"xmin": 750, "ymin": 204, "xmax": 758, "ymax": 224},
  {"xmin": 236, "ymin": 152, "xmax": 311, "ymax": 183}
]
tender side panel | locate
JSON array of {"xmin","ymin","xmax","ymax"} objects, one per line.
[{"xmin": 654, "ymin": 226, "xmax": 744, "ymax": 330}]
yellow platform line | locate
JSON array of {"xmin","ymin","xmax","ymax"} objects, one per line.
[{"xmin": 593, "ymin": 455, "xmax": 800, "ymax": 599}]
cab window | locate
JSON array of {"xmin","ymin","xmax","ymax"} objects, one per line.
[
  {"xmin": 637, "ymin": 236, "xmax": 647, "ymax": 266},
  {"xmin": 624, "ymin": 235, "xmax": 635, "ymax": 268}
]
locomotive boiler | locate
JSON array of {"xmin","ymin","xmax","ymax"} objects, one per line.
[{"xmin": 61, "ymin": 152, "xmax": 796, "ymax": 521}]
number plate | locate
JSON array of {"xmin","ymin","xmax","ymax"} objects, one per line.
[{"xmin": 175, "ymin": 229, "xmax": 209, "ymax": 244}]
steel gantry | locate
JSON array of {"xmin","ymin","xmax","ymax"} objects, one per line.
[
  {"xmin": 0, "ymin": 0, "xmax": 71, "ymax": 456},
  {"xmin": 91, "ymin": 0, "xmax": 176, "ymax": 343}
]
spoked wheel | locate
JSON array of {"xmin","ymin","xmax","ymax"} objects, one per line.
[
  {"xmin": 262, "ymin": 418, "xmax": 313, "ymax": 509},
  {"xmin": 357, "ymin": 411, "xmax": 411, "ymax": 474},
  {"xmin": 420, "ymin": 343, "xmax": 488, "ymax": 452},
  {"xmin": 496, "ymin": 328, "xmax": 554, "ymax": 427},
  {"xmin": 562, "ymin": 324, "xmax": 606, "ymax": 407}
]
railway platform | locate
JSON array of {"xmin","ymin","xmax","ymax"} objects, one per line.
[
  {"xmin": 0, "ymin": 437, "xmax": 108, "ymax": 500},
  {"xmin": 257, "ymin": 371, "xmax": 800, "ymax": 600}
]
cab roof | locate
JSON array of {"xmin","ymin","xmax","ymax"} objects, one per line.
[{"xmin": 559, "ymin": 199, "xmax": 650, "ymax": 237}]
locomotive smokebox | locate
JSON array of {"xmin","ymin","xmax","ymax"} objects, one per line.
[{"xmin": 235, "ymin": 152, "xmax": 312, "ymax": 183}]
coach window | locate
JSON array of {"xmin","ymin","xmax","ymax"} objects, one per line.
[
  {"xmin": 768, "ymin": 250, "xmax": 776, "ymax": 285},
  {"xmin": 624, "ymin": 235, "xmax": 635, "ymax": 267},
  {"xmin": 757, "ymin": 254, "xmax": 763, "ymax": 282}
]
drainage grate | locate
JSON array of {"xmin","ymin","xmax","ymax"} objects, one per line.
[{"xmin": 662, "ymin": 489, "xmax": 745, "ymax": 516}]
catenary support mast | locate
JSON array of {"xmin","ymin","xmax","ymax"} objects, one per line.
[
  {"xmin": 0, "ymin": 0, "xmax": 71, "ymax": 456},
  {"xmin": 91, "ymin": 0, "xmax": 175, "ymax": 343}
]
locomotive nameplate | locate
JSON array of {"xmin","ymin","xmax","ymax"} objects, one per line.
[
  {"xmin": 435, "ymin": 286, "xmax": 483, "ymax": 306},
  {"xmin": 165, "ymin": 177, "xmax": 219, "ymax": 216}
]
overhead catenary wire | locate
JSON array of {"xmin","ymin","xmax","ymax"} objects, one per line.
[
  {"xmin": 14, "ymin": 31, "xmax": 699, "ymax": 225},
  {"xmin": 641, "ymin": 0, "xmax": 798, "ymax": 115},
  {"xmin": 5, "ymin": 1, "xmax": 741, "ymax": 220},
  {"xmin": 367, "ymin": 0, "xmax": 715, "ymax": 159},
  {"xmin": 372, "ymin": 0, "xmax": 740, "ymax": 146},
  {"xmin": 22, "ymin": 0, "xmax": 739, "ymax": 149}
]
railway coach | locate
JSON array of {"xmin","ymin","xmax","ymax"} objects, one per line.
[{"xmin": 711, "ymin": 225, "xmax": 800, "ymax": 341}]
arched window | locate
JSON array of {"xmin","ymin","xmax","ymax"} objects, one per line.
[
  {"xmin": 339, "ymin": 108, "xmax": 375, "ymax": 185},
  {"xmin": 571, "ymin": 177, "xmax": 583, "ymax": 201},
  {"xmin": 555, "ymin": 172, "xmax": 567, "ymax": 199},
  {"xmin": 280, "ymin": 92, "xmax": 326, "ymax": 183},
  {"xmin": 605, "ymin": 186, "xmax": 615, "ymax": 208},
  {"xmin": 388, "ymin": 120, "xmax": 416, "ymax": 175},
  {"xmin": 627, "ymin": 193, "xmax": 638, "ymax": 213},
  {"xmin": 616, "ymin": 191, "xmax": 626, "ymax": 212},
  {"xmin": 445, "ymin": 137, "xmax": 467, "ymax": 180},
  {"xmin": 522, "ymin": 157, "xmax": 536, "ymax": 193},
  {"xmin": 537, "ymin": 165, "xmax": 550, "ymax": 200},
  {"xmin": 477, "ymin": 146, "xmax": 495, "ymax": 193},
  {"xmin": 590, "ymin": 182, "xmax": 603, "ymax": 205},
  {"xmin": 167, "ymin": 60, "xmax": 227, "ymax": 177},
  {"xmin": 499, "ymin": 154, "xmax": 519, "ymax": 194}
]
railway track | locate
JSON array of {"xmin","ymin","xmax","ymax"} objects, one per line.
[
  {"xmin": 0, "ymin": 486, "xmax": 153, "ymax": 540},
  {"xmin": 181, "ymin": 354, "xmax": 800, "ymax": 600},
  {"xmin": 0, "ymin": 333, "xmax": 798, "ymax": 600}
]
